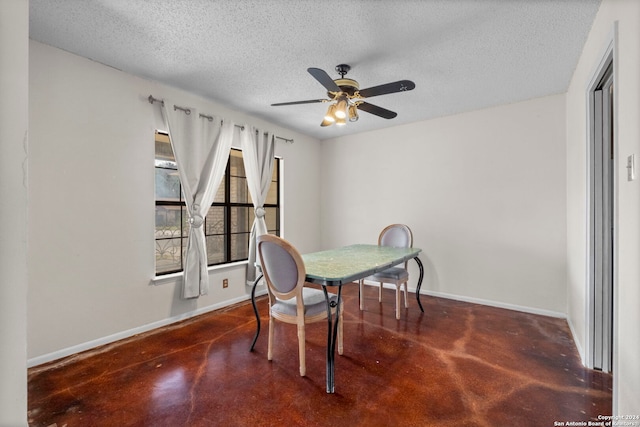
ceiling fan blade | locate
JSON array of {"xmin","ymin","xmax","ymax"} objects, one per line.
[
  {"xmin": 271, "ymin": 99, "xmax": 327, "ymax": 106},
  {"xmin": 358, "ymin": 80, "xmax": 415, "ymax": 98},
  {"xmin": 308, "ymin": 68, "xmax": 341, "ymax": 92},
  {"xmin": 357, "ymin": 102, "xmax": 397, "ymax": 119}
]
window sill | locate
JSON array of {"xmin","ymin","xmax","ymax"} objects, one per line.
[{"xmin": 150, "ymin": 260, "xmax": 249, "ymax": 286}]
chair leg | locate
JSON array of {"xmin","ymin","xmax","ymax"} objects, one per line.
[
  {"xmin": 379, "ymin": 282, "xmax": 383, "ymax": 302},
  {"xmin": 297, "ymin": 323, "xmax": 306, "ymax": 377},
  {"xmin": 359, "ymin": 279, "xmax": 364, "ymax": 310},
  {"xmin": 395, "ymin": 284, "xmax": 401, "ymax": 320},
  {"xmin": 267, "ymin": 316, "xmax": 274, "ymax": 361},
  {"xmin": 403, "ymin": 281, "xmax": 409, "ymax": 308}
]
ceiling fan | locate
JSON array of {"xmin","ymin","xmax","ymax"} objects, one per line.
[{"xmin": 271, "ymin": 64, "xmax": 415, "ymax": 127}]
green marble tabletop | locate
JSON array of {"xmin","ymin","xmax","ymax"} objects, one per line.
[{"xmin": 301, "ymin": 244, "xmax": 422, "ymax": 286}]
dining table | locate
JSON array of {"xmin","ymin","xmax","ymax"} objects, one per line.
[{"xmin": 249, "ymin": 243, "xmax": 424, "ymax": 393}]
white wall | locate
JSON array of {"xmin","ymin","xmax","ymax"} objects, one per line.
[
  {"xmin": 28, "ymin": 41, "xmax": 322, "ymax": 362},
  {"xmin": 320, "ymin": 94, "xmax": 567, "ymax": 315},
  {"xmin": 0, "ymin": 1, "xmax": 28, "ymax": 425},
  {"xmin": 566, "ymin": 0, "xmax": 640, "ymax": 416}
]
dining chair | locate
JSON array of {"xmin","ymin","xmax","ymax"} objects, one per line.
[
  {"xmin": 257, "ymin": 234, "xmax": 343, "ymax": 377},
  {"xmin": 359, "ymin": 224, "xmax": 413, "ymax": 319}
]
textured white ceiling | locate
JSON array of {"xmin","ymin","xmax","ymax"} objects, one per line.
[{"xmin": 29, "ymin": 0, "xmax": 601, "ymax": 141}]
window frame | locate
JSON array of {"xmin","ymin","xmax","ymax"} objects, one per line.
[{"xmin": 154, "ymin": 131, "xmax": 280, "ymax": 276}]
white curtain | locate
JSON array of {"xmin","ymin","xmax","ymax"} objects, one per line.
[
  {"xmin": 240, "ymin": 126, "xmax": 275, "ymax": 285},
  {"xmin": 161, "ymin": 101, "xmax": 234, "ymax": 298}
]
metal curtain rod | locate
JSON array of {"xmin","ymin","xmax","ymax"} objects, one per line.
[{"xmin": 148, "ymin": 95, "xmax": 294, "ymax": 144}]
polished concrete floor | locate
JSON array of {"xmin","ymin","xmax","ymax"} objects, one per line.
[{"xmin": 28, "ymin": 284, "xmax": 612, "ymax": 427}]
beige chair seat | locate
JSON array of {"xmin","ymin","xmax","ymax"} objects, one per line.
[{"xmin": 272, "ymin": 288, "xmax": 338, "ymax": 317}]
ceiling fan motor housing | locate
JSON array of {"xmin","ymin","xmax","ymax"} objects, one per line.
[
  {"xmin": 331, "ymin": 78, "xmax": 359, "ymax": 97},
  {"xmin": 331, "ymin": 64, "xmax": 359, "ymax": 97}
]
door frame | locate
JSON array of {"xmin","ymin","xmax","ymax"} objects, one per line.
[{"xmin": 585, "ymin": 24, "xmax": 617, "ymax": 373}]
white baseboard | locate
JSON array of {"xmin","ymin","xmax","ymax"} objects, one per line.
[
  {"xmin": 566, "ymin": 315, "xmax": 585, "ymax": 365},
  {"xmin": 362, "ymin": 280, "xmax": 567, "ymax": 319},
  {"xmin": 424, "ymin": 289, "xmax": 566, "ymax": 319},
  {"xmin": 27, "ymin": 292, "xmax": 263, "ymax": 368}
]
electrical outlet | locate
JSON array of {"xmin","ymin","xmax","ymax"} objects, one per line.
[{"xmin": 223, "ymin": 278, "xmax": 228, "ymax": 288}]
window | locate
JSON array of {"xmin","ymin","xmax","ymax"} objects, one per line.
[{"xmin": 154, "ymin": 131, "xmax": 280, "ymax": 275}]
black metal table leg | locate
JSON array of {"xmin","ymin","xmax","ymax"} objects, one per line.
[
  {"xmin": 414, "ymin": 257, "xmax": 425, "ymax": 312},
  {"xmin": 249, "ymin": 273, "xmax": 264, "ymax": 352},
  {"xmin": 322, "ymin": 284, "xmax": 342, "ymax": 393}
]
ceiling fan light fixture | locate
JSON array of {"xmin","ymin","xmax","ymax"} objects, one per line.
[
  {"xmin": 324, "ymin": 104, "xmax": 336, "ymax": 123},
  {"xmin": 348, "ymin": 104, "xmax": 359, "ymax": 122},
  {"xmin": 335, "ymin": 116, "xmax": 347, "ymax": 126},
  {"xmin": 334, "ymin": 98, "xmax": 348, "ymax": 119}
]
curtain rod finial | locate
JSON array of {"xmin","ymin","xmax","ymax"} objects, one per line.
[{"xmin": 148, "ymin": 95, "xmax": 164, "ymax": 106}]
